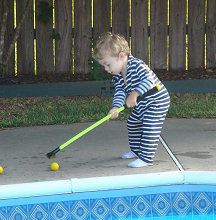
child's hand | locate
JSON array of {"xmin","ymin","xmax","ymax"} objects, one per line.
[
  {"xmin": 126, "ymin": 90, "xmax": 140, "ymax": 108},
  {"xmin": 107, "ymin": 107, "xmax": 119, "ymax": 121}
]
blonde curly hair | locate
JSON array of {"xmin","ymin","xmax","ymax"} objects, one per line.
[{"xmin": 93, "ymin": 32, "xmax": 130, "ymax": 61}]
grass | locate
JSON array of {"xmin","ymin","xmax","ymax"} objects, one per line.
[{"xmin": 0, "ymin": 94, "xmax": 216, "ymax": 129}]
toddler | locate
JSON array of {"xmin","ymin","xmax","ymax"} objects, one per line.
[{"xmin": 93, "ymin": 32, "xmax": 170, "ymax": 168}]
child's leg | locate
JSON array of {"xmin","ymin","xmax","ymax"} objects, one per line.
[
  {"xmin": 127, "ymin": 110, "xmax": 156, "ymax": 167},
  {"xmin": 127, "ymin": 87, "xmax": 170, "ymax": 167},
  {"xmin": 137, "ymin": 105, "xmax": 168, "ymax": 165},
  {"xmin": 127, "ymin": 111, "xmax": 143, "ymax": 156},
  {"xmin": 127, "ymin": 105, "xmax": 169, "ymax": 167}
]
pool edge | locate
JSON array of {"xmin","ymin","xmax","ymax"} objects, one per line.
[{"xmin": 1, "ymin": 171, "xmax": 216, "ymax": 200}]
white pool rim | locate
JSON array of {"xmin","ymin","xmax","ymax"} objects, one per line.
[{"xmin": 0, "ymin": 171, "xmax": 216, "ymax": 200}]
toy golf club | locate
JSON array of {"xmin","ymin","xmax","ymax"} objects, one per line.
[
  {"xmin": 46, "ymin": 85, "xmax": 161, "ymax": 159},
  {"xmin": 46, "ymin": 106, "xmax": 125, "ymax": 159}
]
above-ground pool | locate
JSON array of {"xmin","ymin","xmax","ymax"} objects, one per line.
[{"xmin": 1, "ymin": 171, "xmax": 216, "ymax": 219}]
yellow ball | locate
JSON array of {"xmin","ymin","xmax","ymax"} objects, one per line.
[
  {"xmin": 50, "ymin": 162, "xmax": 59, "ymax": 171},
  {"xmin": 0, "ymin": 166, "xmax": 3, "ymax": 174}
]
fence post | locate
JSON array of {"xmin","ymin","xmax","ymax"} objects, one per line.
[
  {"xmin": 35, "ymin": 0, "xmax": 54, "ymax": 74},
  {"xmin": 17, "ymin": 0, "xmax": 34, "ymax": 75},
  {"xmin": 188, "ymin": 0, "xmax": 205, "ymax": 69},
  {"xmin": 55, "ymin": 0, "xmax": 72, "ymax": 74},
  {"xmin": 93, "ymin": 0, "xmax": 110, "ymax": 39},
  {"xmin": 169, "ymin": 0, "xmax": 186, "ymax": 71},
  {"xmin": 74, "ymin": 0, "xmax": 91, "ymax": 76},
  {"xmin": 2, "ymin": 0, "xmax": 15, "ymax": 76},
  {"xmin": 206, "ymin": 0, "xmax": 216, "ymax": 69},
  {"xmin": 131, "ymin": 0, "xmax": 149, "ymax": 64},
  {"xmin": 112, "ymin": 0, "xmax": 130, "ymax": 42},
  {"xmin": 150, "ymin": 0, "xmax": 168, "ymax": 70}
]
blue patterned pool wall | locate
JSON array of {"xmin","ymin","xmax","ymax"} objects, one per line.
[{"xmin": 0, "ymin": 185, "xmax": 216, "ymax": 219}]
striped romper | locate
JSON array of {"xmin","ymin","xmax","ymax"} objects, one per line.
[{"xmin": 112, "ymin": 55, "xmax": 170, "ymax": 165}]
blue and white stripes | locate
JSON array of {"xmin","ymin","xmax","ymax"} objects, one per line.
[
  {"xmin": 112, "ymin": 55, "xmax": 161, "ymax": 108},
  {"xmin": 112, "ymin": 54, "xmax": 170, "ymax": 165}
]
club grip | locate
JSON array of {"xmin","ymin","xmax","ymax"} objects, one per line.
[
  {"xmin": 138, "ymin": 84, "xmax": 161, "ymax": 101},
  {"xmin": 124, "ymin": 84, "xmax": 161, "ymax": 109}
]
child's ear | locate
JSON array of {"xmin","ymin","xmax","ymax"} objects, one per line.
[{"xmin": 119, "ymin": 52, "xmax": 126, "ymax": 60}]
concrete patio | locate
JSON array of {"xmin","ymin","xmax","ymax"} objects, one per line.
[{"xmin": 0, "ymin": 118, "xmax": 215, "ymax": 186}]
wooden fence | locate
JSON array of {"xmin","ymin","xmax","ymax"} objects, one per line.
[{"xmin": 1, "ymin": 0, "xmax": 216, "ymax": 77}]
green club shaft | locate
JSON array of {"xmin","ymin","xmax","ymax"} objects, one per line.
[{"xmin": 59, "ymin": 105, "xmax": 125, "ymax": 150}]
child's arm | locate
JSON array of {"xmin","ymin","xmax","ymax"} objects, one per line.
[
  {"xmin": 112, "ymin": 76, "xmax": 126, "ymax": 108},
  {"xmin": 135, "ymin": 63, "xmax": 155, "ymax": 96},
  {"xmin": 107, "ymin": 106, "xmax": 119, "ymax": 121},
  {"xmin": 108, "ymin": 76, "xmax": 127, "ymax": 121},
  {"xmin": 125, "ymin": 90, "xmax": 140, "ymax": 108}
]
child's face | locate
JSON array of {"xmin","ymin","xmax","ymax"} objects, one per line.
[{"xmin": 98, "ymin": 53, "xmax": 125, "ymax": 75}]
